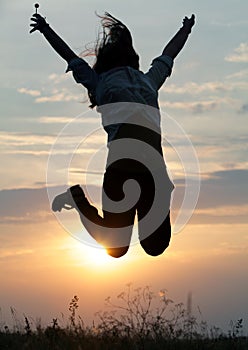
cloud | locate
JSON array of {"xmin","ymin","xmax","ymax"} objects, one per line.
[
  {"xmin": 0, "ymin": 131, "xmax": 55, "ymax": 148},
  {"xmin": 1, "ymin": 168, "xmax": 248, "ymax": 226},
  {"xmin": 164, "ymin": 100, "xmax": 219, "ymax": 114},
  {"xmin": 225, "ymin": 42, "xmax": 248, "ymax": 63},
  {"xmin": 35, "ymin": 91, "xmax": 81, "ymax": 103},
  {"xmin": 18, "ymin": 87, "xmax": 41, "ymax": 97},
  {"xmin": 39, "ymin": 116, "xmax": 80, "ymax": 124},
  {"xmin": 226, "ymin": 69, "xmax": 248, "ymax": 80},
  {"xmin": 0, "ymin": 185, "xmax": 100, "ymax": 224},
  {"xmin": 0, "ymin": 130, "xmax": 106, "ymax": 181},
  {"xmin": 195, "ymin": 205, "xmax": 248, "ymax": 217},
  {"xmin": 163, "ymin": 81, "xmax": 248, "ymax": 95},
  {"xmin": 0, "ymin": 249, "xmax": 34, "ymax": 260},
  {"xmin": 0, "ymin": 131, "xmax": 68, "ymax": 156},
  {"xmin": 197, "ymin": 169, "xmax": 248, "ymax": 209},
  {"xmin": 160, "ymin": 76, "xmax": 247, "ymax": 115},
  {"xmin": 238, "ymin": 103, "xmax": 248, "ymax": 114},
  {"xmin": 48, "ymin": 73, "xmax": 70, "ymax": 84},
  {"xmin": 171, "ymin": 167, "xmax": 248, "ymax": 225},
  {"xmin": 189, "ymin": 135, "xmax": 248, "ymax": 159},
  {"xmin": 38, "ymin": 116, "xmax": 100, "ymax": 124},
  {"xmin": 17, "ymin": 71, "xmax": 88, "ymax": 104},
  {"xmin": 131, "ymin": 166, "xmax": 247, "ymax": 225},
  {"xmin": 0, "ymin": 130, "xmax": 103, "ymax": 150},
  {"xmin": 0, "ymin": 187, "xmax": 51, "ymax": 224}
]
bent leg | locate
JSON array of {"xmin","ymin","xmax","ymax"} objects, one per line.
[
  {"xmin": 106, "ymin": 246, "xmax": 130, "ymax": 258},
  {"xmin": 135, "ymin": 167, "xmax": 173, "ymax": 257},
  {"xmin": 70, "ymin": 178, "xmax": 135, "ymax": 258},
  {"xmin": 140, "ymin": 212, "xmax": 171, "ymax": 256}
]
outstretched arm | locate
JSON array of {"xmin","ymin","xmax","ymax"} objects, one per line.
[
  {"xmin": 30, "ymin": 14, "xmax": 77, "ymax": 62},
  {"xmin": 162, "ymin": 15, "xmax": 195, "ymax": 59}
]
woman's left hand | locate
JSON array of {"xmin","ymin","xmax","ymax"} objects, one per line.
[{"xmin": 182, "ymin": 14, "xmax": 195, "ymax": 33}]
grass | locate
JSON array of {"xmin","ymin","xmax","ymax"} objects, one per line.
[{"xmin": 0, "ymin": 285, "xmax": 247, "ymax": 350}]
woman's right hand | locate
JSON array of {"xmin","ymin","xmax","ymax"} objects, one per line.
[{"xmin": 30, "ymin": 13, "xmax": 49, "ymax": 33}]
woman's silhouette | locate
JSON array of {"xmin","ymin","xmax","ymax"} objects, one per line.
[{"xmin": 30, "ymin": 10, "xmax": 195, "ymax": 258}]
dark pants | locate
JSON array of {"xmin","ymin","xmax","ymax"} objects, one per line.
[{"xmin": 71, "ymin": 124, "xmax": 173, "ymax": 258}]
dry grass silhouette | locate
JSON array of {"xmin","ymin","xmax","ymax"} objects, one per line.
[{"xmin": 0, "ymin": 284, "xmax": 247, "ymax": 349}]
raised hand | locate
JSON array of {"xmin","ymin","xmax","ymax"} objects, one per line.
[
  {"xmin": 182, "ymin": 14, "xmax": 195, "ymax": 33},
  {"xmin": 30, "ymin": 13, "xmax": 49, "ymax": 33}
]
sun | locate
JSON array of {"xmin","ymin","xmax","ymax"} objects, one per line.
[
  {"xmin": 85, "ymin": 245, "xmax": 114, "ymax": 266},
  {"xmin": 69, "ymin": 240, "xmax": 115, "ymax": 267}
]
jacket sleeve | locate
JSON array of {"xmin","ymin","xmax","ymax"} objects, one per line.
[
  {"xmin": 145, "ymin": 55, "xmax": 174, "ymax": 90},
  {"xmin": 66, "ymin": 57, "xmax": 98, "ymax": 93}
]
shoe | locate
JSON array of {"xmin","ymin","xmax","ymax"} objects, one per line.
[
  {"xmin": 52, "ymin": 191, "xmax": 74, "ymax": 212},
  {"xmin": 52, "ymin": 185, "xmax": 85, "ymax": 212}
]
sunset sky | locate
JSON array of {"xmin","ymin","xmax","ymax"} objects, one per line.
[{"xmin": 1, "ymin": 0, "xmax": 248, "ymax": 332}]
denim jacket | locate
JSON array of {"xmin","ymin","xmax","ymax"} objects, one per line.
[{"xmin": 66, "ymin": 55, "xmax": 173, "ymax": 142}]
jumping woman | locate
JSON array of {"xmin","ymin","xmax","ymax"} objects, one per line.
[{"xmin": 30, "ymin": 9, "xmax": 195, "ymax": 258}]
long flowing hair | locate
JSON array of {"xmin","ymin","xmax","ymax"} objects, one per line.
[{"xmin": 88, "ymin": 12, "xmax": 139, "ymax": 108}]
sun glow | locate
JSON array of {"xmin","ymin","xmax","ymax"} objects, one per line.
[
  {"xmin": 84, "ymin": 245, "xmax": 114, "ymax": 267},
  {"xmin": 68, "ymin": 239, "xmax": 115, "ymax": 268}
]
